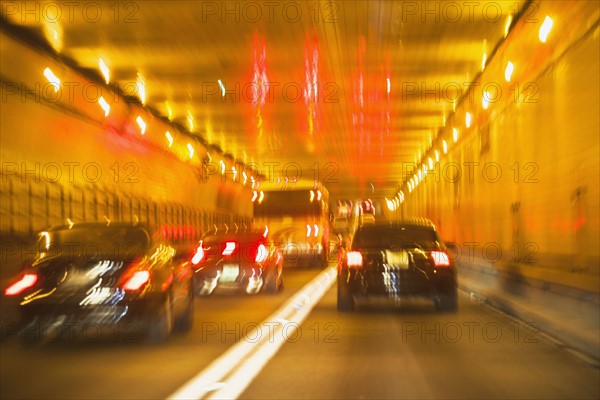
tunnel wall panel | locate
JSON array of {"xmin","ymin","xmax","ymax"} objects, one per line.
[
  {"xmin": 0, "ymin": 30, "xmax": 253, "ymax": 256},
  {"xmin": 401, "ymin": 21, "xmax": 599, "ymax": 274}
]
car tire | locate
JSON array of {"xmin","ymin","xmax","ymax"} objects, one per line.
[
  {"xmin": 147, "ymin": 296, "xmax": 173, "ymax": 343},
  {"xmin": 435, "ymin": 288, "xmax": 458, "ymax": 313},
  {"xmin": 337, "ymin": 277, "xmax": 355, "ymax": 312},
  {"xmin": 263, "ymin": 267, "xmax": 282, "ymax": 294},
  {"xmin": 174, "ymin": 284, "xmax": 195, "ymax": 333}
]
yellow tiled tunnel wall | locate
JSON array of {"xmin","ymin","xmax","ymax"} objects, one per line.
[{"xmin": 399, "ymin": 23, "xmax": 599, "ymax": 273}]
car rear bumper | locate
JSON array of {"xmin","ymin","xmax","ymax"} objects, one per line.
[
  {"xmin": 194, "ymin": 263, "xmax": 264, "ymax": 295},
  {"xmin": 16, "ymin": 296, "xmax": 165, "ymax": 342},
  {"xmin": 341, "ymin": 268, "xmax": 455, "ymax": 298}
]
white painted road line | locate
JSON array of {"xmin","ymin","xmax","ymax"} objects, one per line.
[{"xmin": 167, "ymin": 267, "xmax": 338, "ymax": 400}]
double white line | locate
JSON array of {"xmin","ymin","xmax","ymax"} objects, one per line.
[{"xmin": 167, "ymin": 267, "xmax": 337, "ymax": 400}]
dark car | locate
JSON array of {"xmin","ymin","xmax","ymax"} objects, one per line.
[
  {"xmin": 190, "ymin": 229, "xmax": 283, "ymax": 295},
  {"xmin": 3, "ymin": 222, "xmax": 194, "ymax": 344},
  {"xmin": 337, "ymin": 219, "xmax": 457, "ymax": 312}
]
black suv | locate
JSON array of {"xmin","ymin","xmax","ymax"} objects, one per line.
[{"xmin": 337, "ymin": 219, "xmax": 457, "ymax": 312}]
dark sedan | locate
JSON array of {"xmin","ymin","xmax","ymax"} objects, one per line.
[
  {"xmin": 3, "ymin": 222, "xmax": 195, "ymax": 344},
  {"xmin": 190, "ymin": 229, "xmax": 284, "ymax": 295},
  {"xmin": 337, "ymin": 219, "xmax": 457, "ymax": 312}
]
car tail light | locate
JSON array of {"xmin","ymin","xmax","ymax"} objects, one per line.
[
  {"xmin": 123, "ymin": 270, "xmax": 151, "ymax": 291},
  {"xmin": 4, "ymin": 273, "xmax": 38, "ymax": 296},
  {"xmin": 222, "ymin": 241, "xmax": 237, "ymax": 256},
  {"xmin": 347, "ymin": 251, "xmax": 363, "ymax": 268},
  {"xmin": 255, "ymin": 243, "xmax": 268, "ymax": 263},
  {"xmin": 191, "ymin": 241, "xmax": 205, "ymax": 265},
  {"xmin": 431, "ymin": 251, "xmax": 451, "ymax": 267}
]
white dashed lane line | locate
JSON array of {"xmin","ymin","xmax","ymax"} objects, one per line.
[{"xmin": 167, "ymin": 267, "xmax": 337, "ymax": 400}]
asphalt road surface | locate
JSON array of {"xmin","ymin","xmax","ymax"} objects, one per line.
[{"xmin": 1, "ymin": 264, "xmax": 598, "ymax": 399}]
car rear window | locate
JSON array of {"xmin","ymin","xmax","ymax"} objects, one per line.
[
  {"xmin": 39, "ymin": 226, "xmax": 151, "ymax": 259},
  {"xmin": 352, "ymin": 226, "xmax": 441, "ymax": 250}
]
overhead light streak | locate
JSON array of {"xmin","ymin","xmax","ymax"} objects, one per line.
[
  {"xmin": 136, "ymin": 116, "xmax": 146, "ymax": 134},
  {"xmin": 136, "ymin": 72, "xmax": 146, "ymax": 104},
  {"xmin": 43, "ymin": 68, "xmax": 60, "ymax": 92},
  {"xmin": 98, "ymin": 96, "xmax": 110, "ymax": 116},
  {"xmin": 99, "ymin": 58, "xmax": 110, "ymax": 83},
  {"xmin": 505, "ymin": 61, "xmax": 514, "ymax": 82},
  {"xmin": 218, "ymin": 79, "xmax": 226, "ymax": 97},
  {"xmin": 539, "ymin": 16, "xmax": 553, "ymax": 43}
]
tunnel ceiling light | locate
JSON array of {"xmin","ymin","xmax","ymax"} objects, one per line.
[
  {"xmin": 435, "ymin": 150, "xmax": 440, "ymax": 162},
  {"xmin": 43, "ymin": 22, "xmax": 63, "ymax": 52},
  {"xmin": 453, "ymin": 128, "xmax": 459, "ymax": 142},
  {"xmin": 165, "ymin": 101, "xmax": 174, "ymax": 120},
  {"xmin": 258, "ymin": 191, "xmax": 264, "ymax": 204},
  {"xmin": 136, "ymin": 116, "xmax": 146, "ymax": 135},
  {"xmin": 220, "ymin": 160, "xmax": 226, "ymax": 175},
  {"xmin": 98, "ymin": 96, "xmax": 110, "ymax": 117},
  {"xmin": 187, "ymin": 143, "xmax": 195, "ymax": 159},
  {"xmin": 428, "ymin": 157, "xmax": 434, "ymax": 169},
  {"xmin": 98, "ymin": 58, "xmax": 110, "ymax": 84},
  {"xmin": 505, "ymin": 61, "xmax": 514, "ymax": 82},
  {"xmin": 187, "ymin": 111, "xmax": 194, "ymax": 131},
  {"xmin": 386, "ymin": 78, "xmax": 391, "ymax": 94},
  {"xmin": 539, "ymin": 16, "xmax": 554, "ymax": 43},
  {"xmin": 136, "ymin": 72, "xmax": 146, "ymax": 105},
  {"xmin": 481, "ymin": 53, "xmax": 487, "ymax": 72},
  {"xmin": 386, "ymin": 198, "xmax": 395, "ymax": 211},
  {"xmin": 482, "ymin": 91, "xmax": 490, "ymax": 109},
  {"xmin": 242, "ymin": 171, "xmax": 248, "ymax": 185},
  {"xmin": 218, "ymin": 79, "xmax": 226, "ymax": 97},
  {"xmin": 443, "ymin": 140, "xmax": 448, "ymax": 154},
  {"xmin": 232, "ymin": 166, "xmax": 237, "ymax": 181},
  {"xmin": 165, "ymin": 131, "xmax": 173, "ymax": 147},
  {"xmin": 504, "ymin": 15, "xmax": 513, "ymax": 37},
  {"xmin": 465, "ymin": 112, "xmax": 472, "ymax": 128},
  {"xmin": 43, "ymin": 68, "xmax": 60, "ymax": 92}
]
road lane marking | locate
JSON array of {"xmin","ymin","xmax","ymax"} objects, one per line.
[{"xmin": 167, "ymin": 266, "xmax": 337, "ymax": 400}]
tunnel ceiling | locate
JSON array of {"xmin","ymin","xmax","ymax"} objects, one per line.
[{"xmin": 2, "ymin": 0, "xmax": 528, "ymax": 201}]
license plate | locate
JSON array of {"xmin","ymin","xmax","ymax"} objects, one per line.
[
  {"xmin": 220, "ymin": 264, "xmax": 239, "ymax": 282},
  {"xmin": 385, "ymin": 250, "xmax": 409, "ymax": 269}
]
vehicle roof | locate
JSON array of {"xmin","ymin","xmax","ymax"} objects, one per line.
[
  {"xmin": 356, "ymin": 218, "xmax": 437, "ymax": 230},
  {"xmin": 43, "ymin": 221, "xmax": 149, "ymax": 232},
  {"xmin": 203, "ymin": 229, "xmax": 269, "ymax": 241}
]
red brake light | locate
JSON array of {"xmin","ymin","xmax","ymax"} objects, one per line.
[
  {"xmin": 222, "ymin": 242, "xmax": 236, "ymax": 256},
  {"xmin": 255, "ymin": 243, "xmax": 268, "ymax": 263},
  {"xmin": 431, "ymin": 251, "xmax": 451, "ymax": 267},
  {"xmin": 123, "ymin": 270, "xmax": 150, "ymax": 291},
  {"xmin": 347, "ymin": 251, "xmax": 363, "ymax": 268},
  {"xmin": 5, "ymin": 273, "xmax": 38, "ymax": 296}
]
